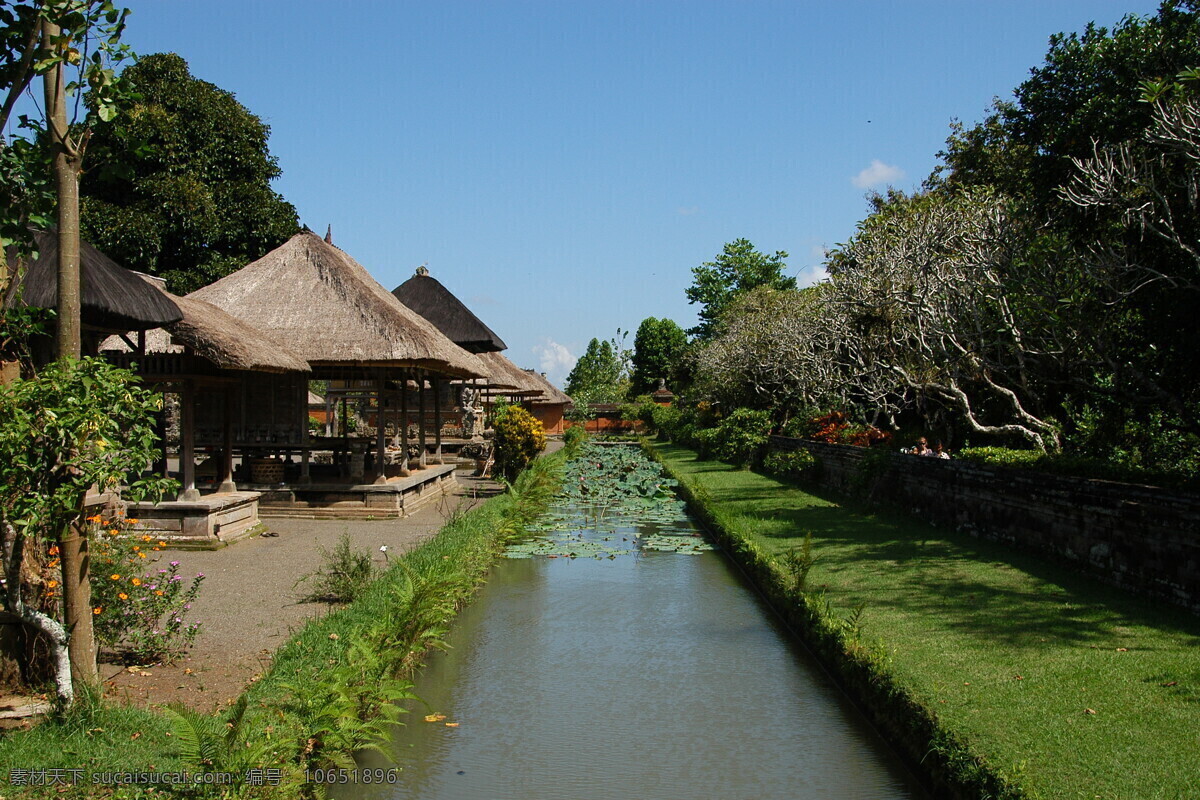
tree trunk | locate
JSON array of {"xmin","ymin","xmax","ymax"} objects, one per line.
[
  {"xmin": 42, "ymin": 19, "xmax": 81, "ymax": 361},
  {"xmin": 43, "ymin": 20, "xmax": 94, "ymax": 697},
  {"xmin": 60, "ymin": 496, "xmax": 98, "ymax": 691}
]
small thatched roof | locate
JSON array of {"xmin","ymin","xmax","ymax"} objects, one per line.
[
  {"xmin": 475, "ymin": 351, "xmax": 544, "ymax": 397},
  {"xmin": 392, "ymin": 267, "xmax": 507, "ymax": 353},
  {"xmin": 101, "ymin": 290, "xmax": 311, "ymax": 374},
  {"xmin": 189, "ymin": 233, "xmax": 485, "ymax": 378},
  {"xmin": 5, "ymin": 229, "xmax": 182, "ymax": 331},
  {"xmin": 524, "ymin": 369, "xmax": 573, "ymax": 406}
]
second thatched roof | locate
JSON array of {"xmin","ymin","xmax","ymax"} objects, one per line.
[
  {"xmin": 523, "ymin": 369, "xmax": 573, "ymax": 406},
  {"xmin": 189, "ymin": 232, "xmax": 485, "ymax": 378},
  {"xmin": 392, "ymin": 267, "xmax": 507, "ymax": 353},
  {"xmin": 5, "ymin": 229, "xmax": 182, "ymax": 331},
  {"xmin": 475, "ymin": 351, "xmax": 545, "ymax": 397},
  {"xmin": 101, "ymin": 282, "xmax": 311, "ymax": 374}
]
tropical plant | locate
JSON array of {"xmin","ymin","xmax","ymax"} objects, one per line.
[
  {"xmin": 492, "ymin": 404, "xmax": 546, "ymax": 481},
  {"xmin": 295, "ymin": 533, "xmax": 377, "ymax": 604},
  {"xmin": 0, "ymin": 357, "xmax": 173, "ymax": 702},
  {"xmin": 90, "ymin": 514, "xmax": 203, "ymax": 664}
]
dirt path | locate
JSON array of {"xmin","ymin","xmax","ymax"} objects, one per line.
[{"xmin": 101, "ymin": 474, "xmax": 502, "ymax": 713}]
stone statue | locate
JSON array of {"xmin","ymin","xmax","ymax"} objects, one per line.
[{"xmin": 459, "ymin": 386, "xmax": 485, "ymax": 439}]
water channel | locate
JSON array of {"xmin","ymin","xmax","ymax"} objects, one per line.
[{"xmin": 352, "ymin": 445, "xmax": 923, "ymax": 800}]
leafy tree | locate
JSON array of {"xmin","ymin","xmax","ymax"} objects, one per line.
[
  {"xmin": 80, "ymin": 52, "xmax": 300, "ymax": 294},
  {"xmin": 936, "ymin": 1, "xmax": 1200, "ymax": 206},
  {"xmin": 0, "ymin": 358, "xmax": 173, "ymax": 703},
  {"xmin": 693, "ymin": 285, "xmax": 842, "ymax": 424},
  {"xmin": 564, "ymin": 336, "xmax": 627, "ymax": 404},
  {"xmin": 685, "ymin": 238, "xmax": 795, "ymax": 341},
  {"xmin": 629, "ymin": 317, "xmax": 686, "ymax": 395}
]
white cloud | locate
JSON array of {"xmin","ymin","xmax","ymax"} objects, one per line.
[
  {"xmin": 532, "ymin": 339, "xmax": 575, "ymax": 386},
  {"xmin": 852, "ymin": 159, "xmax": 905, "ymax": 189}
]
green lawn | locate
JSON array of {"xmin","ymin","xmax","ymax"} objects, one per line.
[{"xmin": 656, "ymin": 443, "xmax": 1200, "ymax": 800}]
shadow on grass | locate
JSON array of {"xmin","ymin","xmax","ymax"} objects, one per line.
[{"xmin": 657, "ymin": 443, "xmax": 1200, "ymax": 651}]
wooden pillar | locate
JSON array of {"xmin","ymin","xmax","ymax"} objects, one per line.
[
  {"xmin": 433, "ymin": 377, "xmax": 444, "ymax": 464},
  {"xmin": 299, "ymin": 378, "xmax": 312, "ymax": 485},
  {"xmin": 324, "ymin": 392, "xmax": 333, "ymax": 437},
  {"xmin": 374, "ymin": 377, "xmax": 388, "ymax": 484},
  {"xmin": 218, "ymin": 387, "xmax": 237, "ymax": 493},
  {"xmin": 417, "ymin": 372, "xmax": 428, "ymax": 468},
  {"xmin": 154, "ymin": 393, "xmax": 169, "ymax": 479},
  {"xmin": 178, "ymin": 380, "xmax": 200, "ymax": 501},
  {"xmin": 398, "ymin": 374, "xmax": 411, "ymax": 477}
]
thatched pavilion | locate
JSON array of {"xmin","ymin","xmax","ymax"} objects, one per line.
[
  {"xmin": 392, "ymin": 265, "xmax": 507, "ymax": 353},
  {"xmin": 188, "ymin": 232, "xmax": 486, "ymax": 508},
  {"xmin": 4, "ymin": 229, "xmax": 182, "ymax": 368}
]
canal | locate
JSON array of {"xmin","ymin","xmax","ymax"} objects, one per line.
[{"xmin": 353, "ymin": 444, "xmax": 923, "ymax": 799}]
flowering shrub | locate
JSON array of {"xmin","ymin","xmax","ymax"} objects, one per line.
[
  {"xmin": 492, "ymin": 405, "xmax": 547, "ymax": 481},
  {"xmin": 796, "ymin": 411, "xmax": 892, "ymax": 448},
  {"xmin": 88, "ymin": 513, "xmax": 204, "ymax": 664}
]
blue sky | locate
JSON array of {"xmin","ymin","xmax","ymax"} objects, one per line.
[{"xmin": 18, "ymin": 1, "xmax": 1167, "ymax": 386}]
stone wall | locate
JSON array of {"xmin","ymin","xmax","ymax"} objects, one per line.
[{"xmin": 769, "ymin": 436, "xmax": 1200, "ymax": 613}]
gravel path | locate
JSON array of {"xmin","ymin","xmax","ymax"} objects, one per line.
[{"xmin": 101, "ymin": 473, "xmax": 503, "ymax": 712}]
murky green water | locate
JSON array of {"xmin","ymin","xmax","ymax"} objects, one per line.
[{"xmin": 343, "ymin": 480, "xmax": 922, "ymax": 800}]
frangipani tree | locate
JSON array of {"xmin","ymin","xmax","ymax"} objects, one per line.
[{"xmin": 829, "ymin": 188, "xmax": 1062, "ymax": 450}]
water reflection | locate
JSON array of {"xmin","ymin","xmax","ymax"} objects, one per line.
[{"xmin": 345, "ymin": 510, "xmax": 921, "ymax": 800}]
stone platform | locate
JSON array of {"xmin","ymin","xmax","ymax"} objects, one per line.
[
  {"xmin": 126, "ymin": 492, "xmax": 265, "ymax": 549},
  {"xmin": 253, "ymin": 463, "xmax": 458, "ymax": 520}
]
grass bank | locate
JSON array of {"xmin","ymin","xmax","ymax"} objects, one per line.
[
  {"xmin": 0, "ymin": 452, "xmax": 566, "ymax": 798},
  {"xmin": 649, "ymin": 441, "xmax": 1200, "ymax": 800}
]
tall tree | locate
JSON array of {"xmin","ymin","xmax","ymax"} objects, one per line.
[
  {"xmin": 0, "ymin": 0, "xmax": 135, "ymax": 698},
  {"xmin": 80, "ymin": 53, "xmax": 299, "ymax": 294},
  {"xmin": 685, "ymin": 238, "xmax": 795, "ymax": 341},
  {"xmin": 629, "ymin": 317, "xmax": 686, "ymax": 395},
  {"xmin": 564, "ymin": 337, "xmax": 626, "ymax": 404}
]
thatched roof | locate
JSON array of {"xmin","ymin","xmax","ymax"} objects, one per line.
[
  {"xmin": 101, "ymin": 290, "xmax": 311, "ymax": 374},
  {"xmin": 5, "ymin": 229, "xmax": 182, "ymax": 331},
  {"xmin": 189, "ymin": 232, "xmax": 485, "ymax": 378},
  {"xmin": 391, "ymin": 267, "xmax": 507, "ymax": 353},
  {"xmin": 476, "ymin": 351, "xmax": 544, "ymax": 397},
  {"xmin": 524, "ymin": 369, "xmax": 573, "ymax": 406}
]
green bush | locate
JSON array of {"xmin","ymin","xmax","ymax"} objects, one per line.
[
  {"xmin": 711, "ymin": 408, "xmax": 772, "ymax": 467},
  {"xmin": 762, "ymin": 448, "xmax": 817, "ymax": 480},
  {"xmin": 956, "ymin": 446, "xmax": 1199, "ymax": 489},
  {"xmin": 650, "ymin": 405, "xmax": 682, "ymax": 439}
]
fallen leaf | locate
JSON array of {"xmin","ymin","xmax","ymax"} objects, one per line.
[
  {"xmin": 444, "ymin": 722, "xmax": 459, "ymax": 728},
  {"xmin": 130, "ymin": 731, "xmax": 142, "ymax": 740},
  {"xmin": 1014, "ymin": 675, "xmax": 1024, "ymax": 680},
  {"xmin": 424, "ymin": 714, "xmax": 446, "ymax": 722},
  {"xmin": 1084, "ymin": 708, "xmax": 1097, "ymax": 715},
  {"xmin": 1162, "ymin": 681, "xmax": 1178, "ymax": 687},
  {"xmin": 184, "ymin": 668, "xmax": 193, "ymax": 675},
  {"xmin": 1116, "ymin": 647, "xmax": 1128, "ymax": 652},
  {"xmin": 138, "ymin": 671, "xmax": 152, "ymax": 677},
  {"xmin": 328, "ymin": 633, "xmax": 339, "ymax": 640}
]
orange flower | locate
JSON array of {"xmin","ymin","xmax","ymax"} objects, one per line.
[
  {"xmin": 86, "ymin": 515, "xmax": 102, "ymax": 524},
  {"xmin": 92, "ymin": 607, "xmax": 102, "ymax": 615},
  {"xmin": 132, "ymin": 546, "xmax": 140, "ymax": 551},
  {"xmin": 118, "ymin": 593, "xmax": 128, "ymax": 600},
  {"xmin": 46, "ymin": 580, "xmax": 58, "ymax": 589},
  {"xmin": 48, "ymin": 545, "xmax": 60, "ymax": 556},
  {"xmin": 157, "ymin": 541, "xmax": 165, "ymax": 547},
  {"xmin": 154, "ymin": 590, "xmax": 164, "ymax": 597},
  {"xmin": 109, "ymin": 529, "xmax": 119, "ymax": 536},
  {"xmin": 141, "ymin": 535, "xmax": 152, "ymax": 543},
  {"xmin": 137, "ymin": 552, "xmax": 147, "ymax": 559},
  {"xmin": 110, "ymin": 574, "xmax": 121, "ymax": 581},
  {"xmin": 131, "ymin": 578, "xmax": 141, "ymax": 586},
  {"xmin": 127, "ymin": 519, "xmax": 140, "ymax": 525}
]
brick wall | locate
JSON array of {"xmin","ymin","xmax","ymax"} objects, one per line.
[{"xmin": 769, "ymin": 436, "xmax": 1200, "ymax": 613}]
